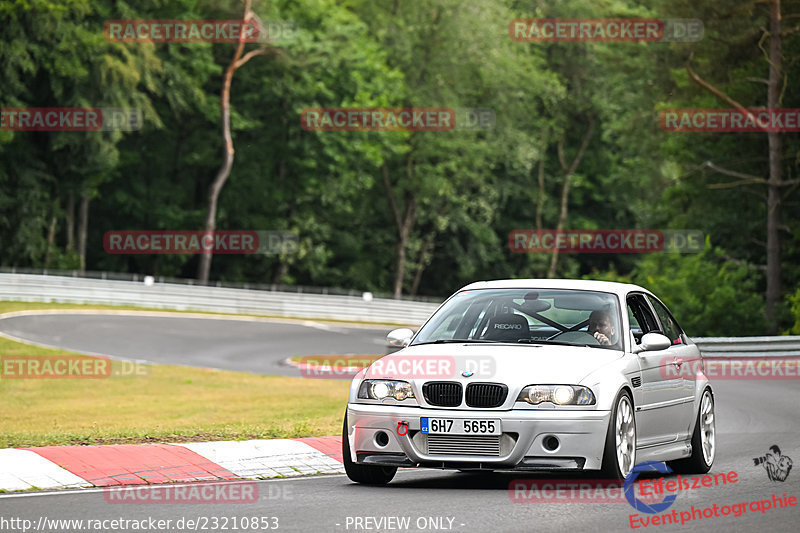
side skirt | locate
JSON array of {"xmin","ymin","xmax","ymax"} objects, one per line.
[{"xmin": 635, "ymin": 440, "xmax": 692, "ymax": 464}]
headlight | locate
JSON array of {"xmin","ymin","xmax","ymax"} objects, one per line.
[
  {"xmin": 516, "ymin": 385, "xmax": 595, "ymax": 405},
  {"xmin": 358, "ymin": 380, "xmax": 415, "ymax": 401}
]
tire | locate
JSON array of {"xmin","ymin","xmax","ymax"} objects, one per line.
[
  {"xmin": 669, "ymin": 389, "xmax": 715, "ymax": 474},
  {"xmin": 342, "ymin": 414, "xmax": 397, "ymax": 485},
  {"xmin": 601, "ymin": 390, "xmax": 636, "ymax": 480}
]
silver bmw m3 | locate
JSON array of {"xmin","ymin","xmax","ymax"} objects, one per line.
[{"xmin": 343, "ymin": 279, "xmax": 715, "ymax": 484}]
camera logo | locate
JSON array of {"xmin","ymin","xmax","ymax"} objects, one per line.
[
  {"xmin": 753, "ymin": 445, "xmax": 793, "ymax": 482},
  {"xmin": 623, "ymin": 461, "xmax": 677, "ymax": 514}
]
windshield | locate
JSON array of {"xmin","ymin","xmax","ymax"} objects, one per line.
[{"xmin": 412, "ymin": 288, "xmax": 622, "ymax": 349}]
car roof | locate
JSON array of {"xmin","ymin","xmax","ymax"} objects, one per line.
[{"xmin": 457, "ymin": 279, "xmax": 654, "ymax": 299}]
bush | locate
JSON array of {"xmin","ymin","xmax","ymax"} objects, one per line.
[
  {"xmin": 787, "ymin": 288, "xmax": 800, "ymax": 335},
  {"xmin": 587, "ymin": 241, "xmax": 766, "ymax": 336}
]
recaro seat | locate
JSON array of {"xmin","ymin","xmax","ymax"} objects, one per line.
[{"xmin": 483, "ymin": 312, "xmax": 530, "ymax": 342}]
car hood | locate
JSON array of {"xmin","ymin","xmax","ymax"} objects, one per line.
[{"xmin": 363, "ymin": 343, "xmax": 623, "ymax": 385}]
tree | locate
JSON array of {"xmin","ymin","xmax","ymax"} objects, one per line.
[
  {"xmin": 351, "ymin": 0, "xmax": 561, "ymax": 296},
  {"xmin": 197, "ymin": 0, "xmax": 273, "ymax": 283},
  {"xmin": 0, "ymin": 0, "xmax": 162, "ymax": 270},
  {"xmin": 661, "ymin": 0, "xmax": 800, "ymax": 332}
]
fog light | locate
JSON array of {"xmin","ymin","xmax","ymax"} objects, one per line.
[
  {"xmin": 543, "ymin": 435, "xmax": 560, "ymax": 451},
  {"xmin": 375, "ymin": 431, "xmax": 390, "ymax": 447}
]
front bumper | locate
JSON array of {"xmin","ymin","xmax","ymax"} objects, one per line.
[{"xmin": 346, "ymin": 403, "xmax": 611, "ymax": 471}]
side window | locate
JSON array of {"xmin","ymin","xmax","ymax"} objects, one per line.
[
  {"xmin": 628, "ymin": 306, "xmax": 640, "ymax": 328},
  {"xmin": 626, "ymin": 294, "xmax": 658, "ymax": 344},
  {"xmin": 648, "ymin": 297, "xmax": 684, "ymax": 345}
]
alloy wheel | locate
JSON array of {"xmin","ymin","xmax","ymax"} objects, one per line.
[{"xmin": 615, "ymin": 395, "xmax": 636, "ymax": 477}]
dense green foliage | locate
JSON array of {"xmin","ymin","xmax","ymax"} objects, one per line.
[{"xmin": 1, "ymin": 0, "xmax": 798, "ymax": 336}]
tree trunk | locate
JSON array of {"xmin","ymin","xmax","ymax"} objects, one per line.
[
  {"xmin": 77, "ymin": 194, "xmax": 89, "ymax": 272},
  {"xmin": 65, "ymin": 192, "xmax": 74, "ymax": 252},
  {"xmin": 197, "ymin": 0, "xmax": 269, "ymax": 283},
  {"xmin": 44, "ymin": 212, "xmax": 57, "ymax": 267},
  {"xmin": 548, "ymin": 140, "xmax": 572, "ymax": 278},
  {"xmin": 548, "ymin": 118, "xmax": 595, "ymax": 278},
  {"xmin": 394, "ymin": 236, "xmax": 408, "ymax": 297},
  {"xmin": 686, "ymin": 4, "xmax": 786, "ymax": 331},
  {"xmin": 409, "ymin": 231, "xmax": 435, "ymax": 296},
  {"xmin": 536, "ymin": 153, "xmax": 546, "ymax": 231},
  {"xmin": 393, "ymin": 191, "xmax": 416, "ymax": 298},
  {"xmin": 271, "ymin": 98, "xmax": 291, "ymax": 284},
  {"xmin": 382, "ymin": 162, "xmax": 417, "ymax": 298},
  {"xmin": 271, "ymin": 158, "xmax": 291, "ymax": 284},
  {"xmin": 535, "ymin": 127, "xmax": 549, "ymax": 232},
  {"xmin": 765, "ymin": 0, "xmax": 782, "ymax": 331},
  {"xmin": 197, "ymin": 62, "xmax": 237, "ymax": 284}
]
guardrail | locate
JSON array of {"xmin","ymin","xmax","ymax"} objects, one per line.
[
  {"xmin": 0, "ymin": 267, "xmax": 443, "ymax": 303},
  {"xmin": 1, "ymin": 273, "xmax": 799, "ymax": 353},
  {"xmin": 692, "ymin": 337, "xmax": 800, "ymax": 357},
  {"xmin": 0, "ymin": 273, "xmax": 442, "ymax": 325}
]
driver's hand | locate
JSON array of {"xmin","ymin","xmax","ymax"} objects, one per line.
[{"xmin": 593, "ymin": 332, "xmax": 610, "ymax": 345}]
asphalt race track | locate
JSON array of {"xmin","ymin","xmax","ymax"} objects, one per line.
[
  {"xmin": 0, "ymin": 313, "xmax": 391, "ymax": 376},
  {"xmin": 1, "ymin": 313, "xmax": 799, "ymax": 532}
]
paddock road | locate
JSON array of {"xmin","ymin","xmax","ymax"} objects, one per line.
[{"xmin": 0, "ymin": 313, "xmax": 798, "ymax": 532}]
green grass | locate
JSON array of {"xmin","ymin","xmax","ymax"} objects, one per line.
[{"xmin": 0, "ymin": 301, "xmax": 357, "ymax": 448}]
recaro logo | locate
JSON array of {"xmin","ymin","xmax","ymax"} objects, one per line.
[{"xmin": 494, "ymin": 323, "xmax": 522, "ymax": 330}]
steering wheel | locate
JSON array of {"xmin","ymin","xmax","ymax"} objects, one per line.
[{"xmin": 546, "ymin": 330, "xmax": 601, "ymax": 345}]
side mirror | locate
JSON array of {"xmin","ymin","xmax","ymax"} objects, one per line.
[
  {"xmin": 386, "ymin": 328, "xmax": 414, "ymax": 347},
  {"xmin": 633, "ymin": 332, "xmax": 671, "ymax": 353}
]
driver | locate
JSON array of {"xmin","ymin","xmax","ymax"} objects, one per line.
[{"xmin": 588, "ymin": 310, "xmax": 618, "ymax": 346}]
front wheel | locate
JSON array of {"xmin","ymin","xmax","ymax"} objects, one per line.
[
  {"xmin": 342, "ymin": 414, "xmax": 397, "ymax": 485},
  {"xmin": 601, "ymin": 391, "xmax": 636, "ymax": 479},
  {"xmin": 669, "ymin": 389, "xmax": 715, "ymax": 474}
]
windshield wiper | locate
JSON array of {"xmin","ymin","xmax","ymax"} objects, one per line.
[
  {"xmin": 517, "ymin": 339, "xmax": 593, "ymax": 347},
  {"xmin": 413, "ymin": 338, "xmax": 603, "ymax": 348}
]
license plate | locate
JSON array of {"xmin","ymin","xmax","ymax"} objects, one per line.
[{"xmin": 420, "ymin": 417, "xmax": 501, "ymax": 435}]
